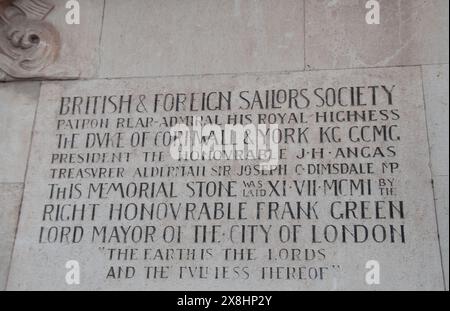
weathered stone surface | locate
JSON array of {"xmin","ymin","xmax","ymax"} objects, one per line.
[
  {"xmin": 99, "ymin": 0, "xmax": 304, "ymax": 78},
  {"xmin": 0, "ymin": 0, "xmax": 104, "ymax": 80},
  {"xmin": 0, "ymin": 82, "xmax": 39, "ymax": 183},
  {"xmin": 305, "ymin": 0, "xmax": 449, "ymax": 70},
  {"xmin": 433, "ymin": 175, "xmax": 449, "ymax": 289},
  {"xmin": 0, "ymin": 183, "xmax": 23, "ymax": 290},
  {"xmin": 422, "ymin": 64, "xmax": 449, "ymax": 290},
  {"xmin": 423, "ymin": 64, "xmax": 449, "ymax": 177},
  {"xmin": 7, "ymin": 67, "xmax": 443, "ymax": 290}
]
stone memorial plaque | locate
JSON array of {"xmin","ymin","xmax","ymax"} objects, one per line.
[{"xmin": 7, "ymin": 67, "xmax": 443, "ymax": 290}]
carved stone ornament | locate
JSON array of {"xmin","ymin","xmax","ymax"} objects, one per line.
[{"xmin": 0, "ymin": 0, "xmax": 78, "ymax": 80}]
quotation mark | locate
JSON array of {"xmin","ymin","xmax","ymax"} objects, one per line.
[
  {"xmin": 65, "ymin": 0, "xmax": 80, "ymax": 25},
  {"xmin": 65, "ymin": 260, "xmax": 80, "ymax": 285},
  {"xmin": 365, "ymin": 0, "xmax": 380, "ymax": 25}
]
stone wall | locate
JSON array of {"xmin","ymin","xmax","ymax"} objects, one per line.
[{"xmin": 0, "ymin": 0, "xmax": 448, "ymax": 290}]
